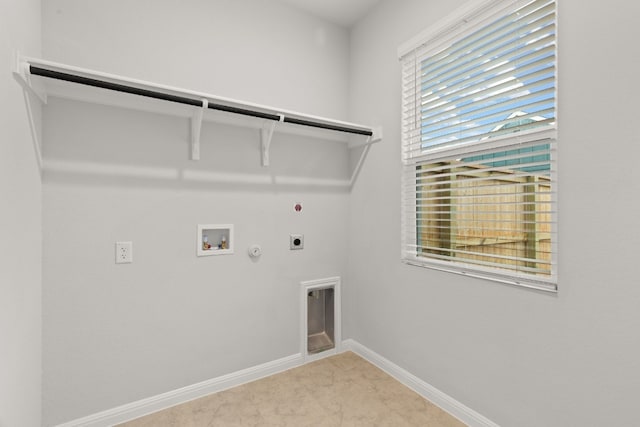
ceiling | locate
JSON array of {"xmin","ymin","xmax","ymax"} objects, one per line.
[{"xmin": 276, "ymin": 0, "xmax": 382, "ymax": 27}]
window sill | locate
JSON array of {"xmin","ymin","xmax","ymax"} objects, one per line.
[{"xmin": 402, "ymin": 258, "xmax": 558, "ymax": 293}]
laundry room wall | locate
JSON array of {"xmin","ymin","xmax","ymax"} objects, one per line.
[
  {"xmin": 347, "ymin": 0, "xmax": 640, "ymax": 426},
  {"xmin": 0, "ymin": 0, "xmax": 42, "ymax": 426},
  {"xmin": 41, "ymin": 0, "xmax": 354, "ymax": 424}
]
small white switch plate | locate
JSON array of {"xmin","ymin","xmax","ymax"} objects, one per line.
[
  {"xmin": 290, "ymin": 234, "xmax": 304, "ymax": 250},
  {"xmin": 115, "ymin": 241, "xmax": 133, "ymax": 264}
]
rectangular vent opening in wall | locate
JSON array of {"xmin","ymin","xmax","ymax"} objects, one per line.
[
  {"xmin": 300, "ymin": 277, "xmax": 341, "ymax": 363},
  {"xmin": 307, "ymin": 287, "xmax": 334, "ymax": 354}
]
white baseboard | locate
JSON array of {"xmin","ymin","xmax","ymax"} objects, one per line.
[
  {"xmin": 342, "ymin": 339, "xmax": 500, "ymax": 427},
  {"xmin": 54, "ymin": 353, "xmax": 304, "ymax": 427},
  {"xmin": 56, "ymin": 340, "xmax": 498, "ymax": 427}
]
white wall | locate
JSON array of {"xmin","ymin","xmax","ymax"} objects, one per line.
[
  {"xmin": 42, "ymin": 0, "xmax": 349, "ymax": 119},
  {"xmin": 347, "ymin": 1, "xmax": 640, "ymax": 426},
  {"xmin": 0, "ymin": 0, "xmax": 42, "ymax": 426},
  {"xmin": 41, "ymin": 0, "xmax": 352, "ymax": 424},
  {"xmin": 40, "ymin": 0, "xmax": 640, "ymax": 425}
]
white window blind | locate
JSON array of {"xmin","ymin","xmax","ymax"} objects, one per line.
[{"xmin": 400, "ymin": 0, "xmax": 557, "ymax": 291}]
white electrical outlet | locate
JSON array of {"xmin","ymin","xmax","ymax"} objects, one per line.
[{"xmin": 115, "ymin": 241, "xmax": 133, "ymax": 264}]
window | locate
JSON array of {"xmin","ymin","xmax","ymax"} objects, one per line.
[{"xmin": 399, "ymin": 0, "xmax": 557, "ymax": 291}]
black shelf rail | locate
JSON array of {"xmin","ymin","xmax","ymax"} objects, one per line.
[{"xmin": 29, "ymin": 65, "xmax": 373, "ymax": 137}]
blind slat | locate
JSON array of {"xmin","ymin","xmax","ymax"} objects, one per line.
[
  {"xmin": 418, "ymin": 24, "xmax": 555, "ymax": 101},
  {"xmin": 400, "ymin": 0, "xmax": 557, "ymax": 290}
]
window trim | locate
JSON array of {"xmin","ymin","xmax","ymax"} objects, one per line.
[
  {"xmin": 399, "ymin": 0, "xmax": 558, "ymax": 292},
  {"xmin": 398, "ymin": 0, "xmax": 534, "ymax": 61}
]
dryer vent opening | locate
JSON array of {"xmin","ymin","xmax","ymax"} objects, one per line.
[{"xmin": 307, "ymin": 287, "xmax": 335, "ymax": 354}]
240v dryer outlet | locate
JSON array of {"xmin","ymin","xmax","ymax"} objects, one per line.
[{"xmin": 290, "ymin": 234, "xmax": 304, "ymax": 250}]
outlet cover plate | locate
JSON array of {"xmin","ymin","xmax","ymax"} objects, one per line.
[{"xmin": 115, "ymin": 241, "xmax": 133, "ymax": 264}]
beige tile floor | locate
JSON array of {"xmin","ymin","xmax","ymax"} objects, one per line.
[{"xmin": 117, "ymin": 351, "xmax": 466, "ymax": 427}]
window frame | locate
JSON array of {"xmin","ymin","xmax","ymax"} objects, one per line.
[{"xmin": 399, "ymin": 0, "xmax": 558, "ymax": 292}]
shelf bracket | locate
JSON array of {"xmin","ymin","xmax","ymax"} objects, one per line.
[
  {"xmin": 349, "ymin": 126, "xmax": 383, "ymax": 187},
  {"xmin": 371, "ymin": 126, "xmax": 383, "ymax": 144},
  {"xmin": 348, "ymin": 126, "xmax": 383, "ymax": 149},
  {"xmin": 13, "ymin": 51, "xmax": 48, "ymax": 104},
  {"xmin": 261, "ymin": 115, "xmax": 283, "ymax": 167},
  {"xmin": 13, "ymin": 51, "xmax": 45, "ymax": 173},
  {"xmin": 191, "ymin": 98, "xmax": 208, "ymax": 160}
]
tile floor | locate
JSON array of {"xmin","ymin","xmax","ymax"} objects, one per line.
[{"xmin": 117, "ymin": 351, "xmax": 466, "ymax": 427}]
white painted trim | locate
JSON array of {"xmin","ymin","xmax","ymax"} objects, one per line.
[
  {"xmin": 54, "ymin": 353, "xmax": 304, "ymax": 427},
  {"xmin": 52, "ymin": 338, "xmax": 498, "ymax": 427},
  {"xmin": 342, "ymin": 339, "xmax": 500, "ymax": 427}
]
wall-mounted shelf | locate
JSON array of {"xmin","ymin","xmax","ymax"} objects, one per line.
[{"xmin": 14, "ymin": 54, "xmax": 382, "ymax": 177}]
